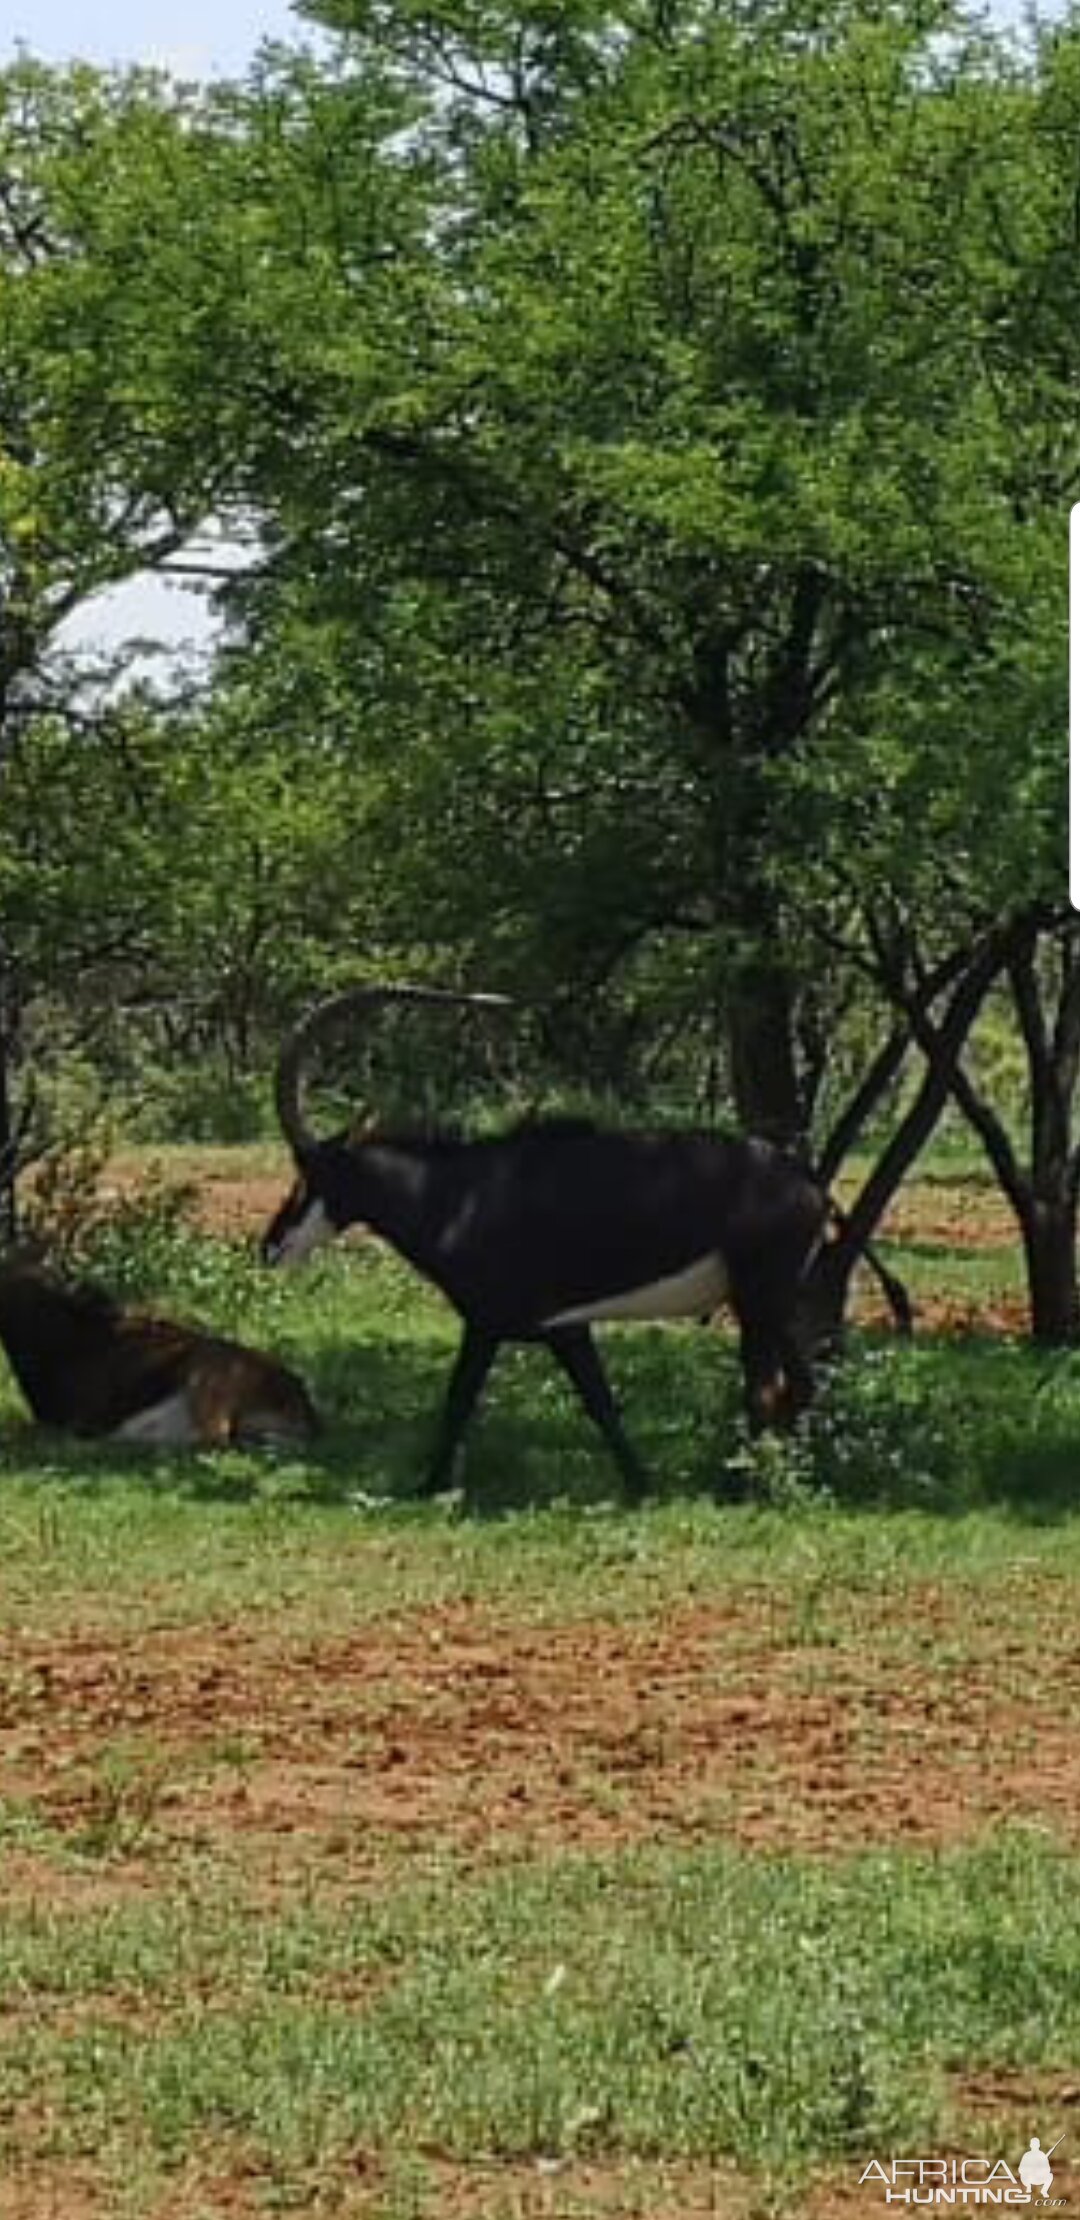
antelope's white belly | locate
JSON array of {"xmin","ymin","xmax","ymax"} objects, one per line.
[
  {"xmin": 544, "ymin": 1252, "xmax": 729, "ymax": 1329},
  {"xmin": 112, "ymin": 1391, "xmax": 196, "ymax": 1446}
]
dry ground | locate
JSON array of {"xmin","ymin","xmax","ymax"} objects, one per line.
[
  {"xmin": 5, "ymin": 1588, "xmax": 1080, "ymax": 1898},
  {"xmin": 2, "ymin": 1154, "xmax": 1072, "ymax": 2218},
  {"xmin": 4, "ymin": 1576, "xmax": 1080, "ymax": 2216}
]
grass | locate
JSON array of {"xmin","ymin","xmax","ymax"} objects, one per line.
[
  {"xmin": 1, "ymin": 1150, "xmax": 1080, "ymax": 2215},
  {"xmin": 3, "ymin": 1838, "xmax": 1079, "ymax": 2214},
  {"xmin": 2, "ymin": 1232, "xmax": 1079, "ymax": 1634},
  {"xmin": 3, "ymin": 1838, "xmax": 1078, "ymax": 2141}
]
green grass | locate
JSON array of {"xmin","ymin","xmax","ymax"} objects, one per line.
[
  {"xmin": 2, "ymin": 1168, "xmax": 1080, "ymax": 2214},
  {"xmin": 1, "ymin": 1231, "xmax": 1079, "ymax": 1630},
  {"xmin": 2, "ymin": 1836, "xmax": 1078, "ymax": 2211}
]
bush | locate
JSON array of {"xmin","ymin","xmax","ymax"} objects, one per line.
[
  {"xmin": 124, "ymin": 1062, "xmax": 273, "ymax": 1145},
  {"xmin": 22, "ymin": 1130, "xmax": 272, "ymax": 1329}
]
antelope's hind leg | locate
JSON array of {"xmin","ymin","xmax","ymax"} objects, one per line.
[
  {"xmin": 777, "ymin": 1323, "xmax": 815, "ymax": 1425},
  {"xmin": 736, "ymin": 1312, "xmax": 816, "ymax": 1435}
]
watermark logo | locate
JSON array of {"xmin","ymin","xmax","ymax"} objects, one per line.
[
  {"xmin": 859, "ymin": 2132, "xmax": 1067, "ymax": 2205},
  {"xmin": 1019, "ymin": 2138, "xmax": 1063, "ymax": 2202}
]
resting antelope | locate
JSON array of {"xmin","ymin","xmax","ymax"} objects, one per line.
[
  {"xmin": 0, "ymin": 1261, "xmax": 320, "ymax": 1449},
  {"xmin": 261, "ymin": 986, "xmax": 832, "ymax": 1500}
]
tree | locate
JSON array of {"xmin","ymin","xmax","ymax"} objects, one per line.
[
  {"xmin": 202, "ymin": 0, "xmax": 1063, "ymax": 1310},
  {"xmin": 0, "ymin": 57, "xmax": 294, "ymax": 1220}
]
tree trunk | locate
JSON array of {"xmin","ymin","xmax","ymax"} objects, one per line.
[
  {"xmin": 0, "ymin": 929, "xmax": 29, "ymax": 1249},
  {"xmin": 940, "ymin": 922, "xmax": 1080, "ymax": 1346},
  {"xmin": 798, "ymin": 932, "xmax": 1010, "ymax": 1347},
  {"xmin": 726, "ymin": 941, "xmax": 804, "ymax": 1150},
  {"xmin": 0, "ymin": 1004, "xmax": 16, "ymax": 1248},
  {"xmin": 689, "ymin": 603, "xmax": 817, "ymax": 1156},
  {"xmin": 1020, "ymin": 1195, "xmax": 1080, "ymax": 1345}
]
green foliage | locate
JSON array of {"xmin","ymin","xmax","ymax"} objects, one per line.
[
  {"xmin": 53, "ymin": 0, "xmax": 1050, "ymax": 1160},
  {"xmin": 23, "ymin": 1135, "xmax": 279, "ymax": 1333},
  {"xmin": 125, "ymin": 1063, "xmax": 273, "ymax": 1146},
  {"xmin": 1, "ymin": 8, "xmax": 1076, "ymax": 1237}
]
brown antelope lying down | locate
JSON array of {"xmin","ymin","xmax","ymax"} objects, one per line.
[{"xmin": 0, "ymin": 1262, "xmax": 320, "ymax": 1449}]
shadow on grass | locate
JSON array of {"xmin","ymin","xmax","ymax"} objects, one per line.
[
  {"xmin": 906, "ymin": 1162, "xmax": 1000, "ymax": 1192},
  {"xmin": 886, "ymin": 1236, "xmax": 1016, "ymax": 1266},
  {"xmin": 3, "ymin": 1314, "xmax": 1079, "ymax": 1528},
  {"xmin": 296, "ymin": 1327, "xmax": 736, "ymax": 1516},
  {"xmin": 0, "ymin": 1325, "xmax": 736, "ymax": 1519},
  {"xmin": 804, "ymin": 1330, "xmax": 1080, "ymax": 1525}
]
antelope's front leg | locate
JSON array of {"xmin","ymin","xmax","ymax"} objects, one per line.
[{"xmin": 418, "ymin": 1323, "xmax": 499, "ymax": 1495}]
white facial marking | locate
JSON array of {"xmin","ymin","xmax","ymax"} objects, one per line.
[
  {"xmin": 273, "ymin": 1200, "xmax": 333, "ymax": 1267},
  {"xmin": 544, "ymin": 1252, "xmax": 729, "ymax": 1329},
  {"xmin": 112, "ymin": 1391, "xmax": 197, "ymax": 1446}
]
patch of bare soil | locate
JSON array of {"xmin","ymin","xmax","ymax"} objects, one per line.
[
  {"xmin": 97, "ymin": 1155, "xmax": 288, "ymax": 1243},
  {"xmin": 10, "ymin": 2147, "xmax": 1077, "ymax": 2220},
  {"xmin": 4, "ymin": 1596, "xmax": 1080, "ymax": 1895},
  {"xmin": 412, "ymin": 2155, "xmax": 1004, "ymax": 2220},
  {"xmin": 395, "ymin": 2155, "xmax": 793, "ymax": 2220},
  {"xmin": 0, "ymin": 2152, "xmax": 928, "ymax": 2220},
  {"xmin": 0, "ymin": 2154, "xmax": 832, "ymax": 2220},
  {"xmin": 0, "ymin": 2161, "xmax": 102, "ymax": 2220},
  {"xmin": 877, "ymin": 1186, "xmax": 1016, "ymax": 1253},
  {"xmin": 186, "ymin": 1173, "xmax": 287, "ymax": 1240},
  {"xmin": 855, "ymin": 1288, "xmax": 1030, "ymax": 1338},
  {"xmin": 955, "ymin": 2067, "xmax": 1080, "ymax": 2119}
]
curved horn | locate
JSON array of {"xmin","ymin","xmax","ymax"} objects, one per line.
[{"xmin": 273, "ymin": 983, "xmax": 514, "ymax": 1156}]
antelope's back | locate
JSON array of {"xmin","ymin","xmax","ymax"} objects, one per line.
[{"xmin": 439, "ymin": 1126, "xmax": 823, "ymax": 1329}]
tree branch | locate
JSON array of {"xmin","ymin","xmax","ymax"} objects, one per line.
[{"xmin": 816, "ymin": 1022, "xmax": 910, "ymax": 1187}]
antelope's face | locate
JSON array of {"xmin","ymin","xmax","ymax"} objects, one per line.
[{"xmin": 262, "ymin": 1161, "xmax": 336, "ymax": 1268}]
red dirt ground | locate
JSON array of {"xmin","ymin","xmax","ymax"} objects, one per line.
[
  {"xmin": 1, "ymin": 1160, "xmax": 1060, "ymax": 2220},
  {"xmin": 5, "ymin": 1593, "xmax": 1080, "ymax": 2219},
  {"xmin": 5, "ymin": 1594, "xmax": 1080, "ymax": 1894},
  {"xmin": 5, "ymin": 2133, "xmax": 1078, "ymax": 2220}
]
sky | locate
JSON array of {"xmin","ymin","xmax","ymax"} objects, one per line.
[{"xmin": 1, "ymin": 0, "xmax": 307, "ymax": 82}]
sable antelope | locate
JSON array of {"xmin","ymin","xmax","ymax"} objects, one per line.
[
  {"xmin": 261, "ymin": 986, "xmax": 832, "ymax": 1501},
  {"xmin": 0, "ymin": 1261, "xmax": 320, "ymax": 1449}
]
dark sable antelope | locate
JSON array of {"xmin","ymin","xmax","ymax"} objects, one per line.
[
  {"xmin": 261, "ymin": 986, "xmax": 832, "ymax": 1501},
  {"xmin": 0, "ymin": 1260, "xmax": 320, "ymax": 1449}
]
